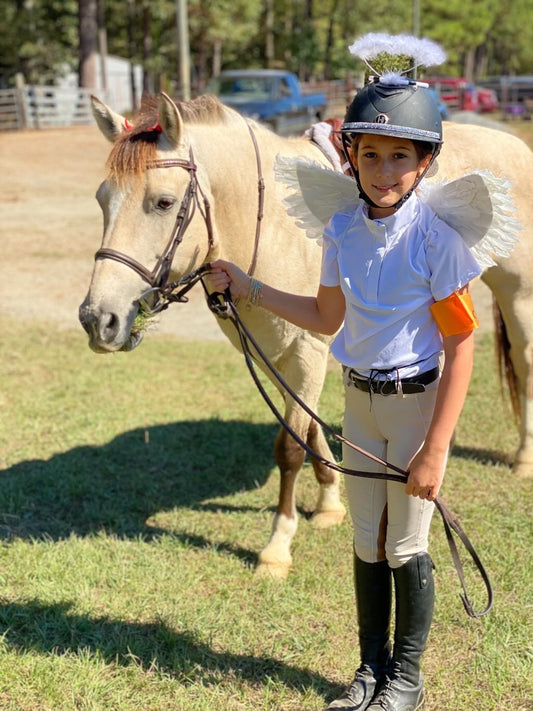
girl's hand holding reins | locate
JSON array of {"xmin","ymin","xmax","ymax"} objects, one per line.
[
  {"xmin": 206, "ymin": 260, "xmax": 250, "ymax": 300},
  {"xmin": 405, "ymin": 443, "xmax": 446, "ymax": 502}
]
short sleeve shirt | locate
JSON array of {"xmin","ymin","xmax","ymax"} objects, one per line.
[{"xmin": 320, "ymin": 194, "xmax": 482, "ymax": 377}]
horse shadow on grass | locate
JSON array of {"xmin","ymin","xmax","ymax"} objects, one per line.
[
  {"xmin": 0, "ymin": 418, "xmax": 286, "ymax": 555},
  {"xmin": 0, "ymin": 598, "xmax": 335, "ymax": 700},
  {"xmin": 451, "ymin": 443, "xmax": 514, "ymax": 468}
]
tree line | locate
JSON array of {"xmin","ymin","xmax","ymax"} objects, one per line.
[{"xmin": 1, "ymin": 0, "xmax": 532, "ymax": 96}]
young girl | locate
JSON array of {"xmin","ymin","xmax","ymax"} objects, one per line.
[{"xmin": 207, "ymin": 49, "xmax": 481, "ymax": 711}]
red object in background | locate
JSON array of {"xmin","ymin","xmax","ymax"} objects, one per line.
[
  {"xmin": 476, "ymin": 87, "xmax": 499, "ymax": 113},
  {"xmin": 423, "ymin": 77, "xmax": 499, "ymax": 113}
]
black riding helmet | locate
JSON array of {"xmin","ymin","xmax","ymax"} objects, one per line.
[{"xmin": 341, "ymin": 75, "xmax": 443, "ymax": 209}]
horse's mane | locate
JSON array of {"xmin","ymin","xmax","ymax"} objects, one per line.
[{"xmin": 106, "ymin": 94, "xmax": 233, "ymax": 181}]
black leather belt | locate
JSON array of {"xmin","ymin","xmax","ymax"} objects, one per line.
[{"xmin": 345, "ymin": 366, "xmax": 440, "ymax": 396}]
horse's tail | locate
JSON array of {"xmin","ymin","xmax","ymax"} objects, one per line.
[{"xmin": 493, "ymin": 295, "xmax": 521, "ymax": 422}]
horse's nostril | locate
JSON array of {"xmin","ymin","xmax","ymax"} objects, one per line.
[
  {"xmin": 103, "ymin": 312, "xmax": 117, "ymax": 331},
  {"xmin": 99, "ymin": 311, "xmax": 120, "ymax": 340}
]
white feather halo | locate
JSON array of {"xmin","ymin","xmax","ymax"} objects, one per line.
[
  {"xmin": 349, "ymin": 33, "xmax": 446, "ymax": 72},
  {"xmin": 274, "ymin": 155, "xmax": 520, "ymax": 269}
]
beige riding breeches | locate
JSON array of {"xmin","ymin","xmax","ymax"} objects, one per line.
[{"xmin": 342, "ymin": 370, "xmax": 444, "ymax": 569}]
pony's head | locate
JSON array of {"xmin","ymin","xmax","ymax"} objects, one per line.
[{"xmin": 79, "ymin": 93, "xmax": 226, "ymax": 353}]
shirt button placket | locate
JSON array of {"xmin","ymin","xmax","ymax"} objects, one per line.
[{"xmin": 366, "ymin": 222, "xmax": 387, "ymax": 303}]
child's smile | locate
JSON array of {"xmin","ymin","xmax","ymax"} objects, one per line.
[{"xmin": 353, "ymin": 134, "xmax": 430, "ymax": 218}]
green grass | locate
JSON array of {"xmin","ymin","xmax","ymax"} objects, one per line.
[{"xmin": 0, "ymin": 318, "xmax": 531, "ymax": 710}]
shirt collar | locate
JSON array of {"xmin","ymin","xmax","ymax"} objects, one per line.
[{"xmin": 362, "ymin": 193, "xmax": 419, "ymax": 237}]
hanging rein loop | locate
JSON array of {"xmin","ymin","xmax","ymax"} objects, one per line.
[{"xmin": 204, "ymin": 286, "xmax": 493, "ymax": 619}]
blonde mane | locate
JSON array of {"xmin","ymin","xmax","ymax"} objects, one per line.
[{"xmin": 106, "ymin": 94, "xmax": 234, "ymax": 181}]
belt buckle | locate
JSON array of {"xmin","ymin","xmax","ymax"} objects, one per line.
[{"xmin": 375, "ymin": 379, "xmax": 396, "ymax": 396}]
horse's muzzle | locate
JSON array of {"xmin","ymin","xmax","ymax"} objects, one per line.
[{"xmin": 79, "ymin": 303, "xmax": 142, "ymax": 353}]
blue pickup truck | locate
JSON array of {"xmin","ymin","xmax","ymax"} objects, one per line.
[{"xmin": 208, "ymin": 69, "xmax": 327, "ymax": 136}]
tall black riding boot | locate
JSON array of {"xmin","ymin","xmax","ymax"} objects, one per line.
[
  {"xmin": 326, "ymin": 556, "xmax": 392, "ymax": 711},
  {"xmin": 367, "ymin": 553, "xmax": 434, "ymax": 711}
]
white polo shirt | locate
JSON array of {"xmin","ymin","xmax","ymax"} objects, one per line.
[{"xmin": 320, "ymin": 194, "xmax": 482, "ymax": 378}]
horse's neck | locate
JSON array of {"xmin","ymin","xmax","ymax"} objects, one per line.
[
  {"xmin": 190, "ymin": 122, "xmax": 326, "ymax": 271},
  {"xmin": 192, "ymin": 122, "xmax": 323, "ymax": 212}
]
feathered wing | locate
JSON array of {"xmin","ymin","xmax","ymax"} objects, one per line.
[
  {"xmin": 418, "ymin": 171, "xmax": 521, "ymax": 268},
  {"xmin": 274, "ymin": 155, "xmax": 520, "ymax": 268},
  {"xmin": 274, "ymin": 155, "xmax": 359, "ymax": 243}
]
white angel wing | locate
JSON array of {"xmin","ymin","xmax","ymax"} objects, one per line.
[
  {"xmin": 275, "ymin": 155, "xmax": 520, "ymax": 268},
  {"xmin": 418, "ymin": 170, "xmax": 521, "ymax": 268},
  {"xmin": 274, "ymin": 154, "xmax": 359, "ymax": 242}
]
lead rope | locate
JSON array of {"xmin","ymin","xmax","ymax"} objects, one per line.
[{"xmin": 205, "ymin": 286, "xmax": 493, "ymax": 619}]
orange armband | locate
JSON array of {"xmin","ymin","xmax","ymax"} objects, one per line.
[{"xmin": 429, "ymin": 291, "xmax": 479, "ymax": 337}]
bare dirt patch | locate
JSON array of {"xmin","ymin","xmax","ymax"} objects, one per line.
[
  {"xmin": 0, "ymin": 125, "xmax": 222, "ymax": 340},
  {"xmin": 0, "ymin": 125, "xmax": 493, "ymax": 341}
]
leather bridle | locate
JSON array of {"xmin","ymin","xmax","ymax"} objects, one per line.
[{"xmin": 93, "ymin": 123, "xmax": 264, "ymax": 313}]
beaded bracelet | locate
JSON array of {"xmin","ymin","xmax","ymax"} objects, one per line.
[{"xmin": 247, "ymin": 277, "xmax": 263, "ymax": 307}]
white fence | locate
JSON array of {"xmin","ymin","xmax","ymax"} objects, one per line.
[
  {"xmin": 0, "ymin": 77, "xmax": 355, "ymax": 131},
  {"xmin": 0, "ymin": 85, "xmax": 94, "ymax": 131}
]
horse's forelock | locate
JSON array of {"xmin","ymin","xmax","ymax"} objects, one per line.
[{"xmin": 105, "ymin": 94, "xmax": 233, "ymax": 183}]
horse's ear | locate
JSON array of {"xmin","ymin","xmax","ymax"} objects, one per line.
[
  {"xmin": 158, "ymin": 92, "xmax": 184, "ymax": 148},
  {"xmin": 91, "ymin": 95, "xmax": 129, "ymax": 143}
]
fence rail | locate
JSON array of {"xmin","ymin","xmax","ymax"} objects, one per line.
[
  {"xmin": 0, "ymin": 85, "xmax": 94, "ymax": 131},
  {"xmin": 1, "ymin": 79, "xmax": 352, "ymax": 131}
]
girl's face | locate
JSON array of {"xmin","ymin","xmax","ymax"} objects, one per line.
[{"xmin": 352, "ymin": 134, "xmax": 431, "ymax": 219}]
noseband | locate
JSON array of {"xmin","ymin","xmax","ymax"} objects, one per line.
[{"xmin": 94, "ymin": 123, "xmax": 264, "ymax": 313}]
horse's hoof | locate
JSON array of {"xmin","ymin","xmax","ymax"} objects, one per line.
[
  {"xmin": 311, "ymin": 508, "xmax": 346, "ymax": 529},
  {"xmin": 513, "ymin": 459, "xmax": 533, "ymax": 478},
  {"xmin": 255, "ymin": 561, "xmax": 291, "ymax": 580}
]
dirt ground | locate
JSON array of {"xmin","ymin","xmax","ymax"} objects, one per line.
[
  {"xmin": 0, "ymin": 125, "xmax": 222, "ymax": 341},
  {"xmin": 0, "ymin": 125, "xmax": 494, "ymax": 341}
]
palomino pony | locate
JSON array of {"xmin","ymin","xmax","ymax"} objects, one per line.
[{"xmin": 80, "ymin": 92, "xmax": 533, "ymax": 579}]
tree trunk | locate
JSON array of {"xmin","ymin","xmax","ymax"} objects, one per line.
[
  {"xmin": 265, "ymin": 0, "xmax": 275, "ymax": 68},
  {"xmin": 323, "ymin": 0, "xmax": 339, "ymax": 80},
  {"xmin": 78, "ymin": 0, "xmax": 98, "ymax": 88},
  {"xmin": 212, "ymin": 39, "xmax": 222, "ymax": 80},
  {"xmin": 97, "ymin": 0, "xmax": 108, "ymax": 92},
  {"xmin": 127, "ymin": 0, "xmax": 138, "ymax": 110},
  {"xmin": 142, "ymin": 1, "xmax": 153, "ymax": 94},
  {"xmin": 463, "ymin": 48, "xmax": 475, "ymax": 82}
]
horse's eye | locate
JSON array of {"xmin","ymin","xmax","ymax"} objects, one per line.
[{"xmin": 157, "ymin": 197, "xmax": 175, "ymax": 211}]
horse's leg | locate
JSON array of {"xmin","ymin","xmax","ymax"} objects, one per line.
[
  {"xmin": 306, "ymin": 418, "xmax": 346, "ymax": 528},
  {"xmin": 485, "ymin": 272, "xmax": 533, "ymax": 478},
  {"xmin": 297, "ymin": 346, "xmax": 346, "ymax": 525},
  {"xmin": 256, "ymin": 421, "xmax": 305, "ymax": 579},
  {"xmin": 256, "ymin": 337, "xmax": 346, "ymax": 578},
  {"xmin": 502, "ymin": 308, "xmax": 533, "ymax": 477},
  {"xmin": 517, "ymin": 384, "xmax": 533, "ymax": 478}
]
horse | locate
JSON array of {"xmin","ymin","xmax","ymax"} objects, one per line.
[{"xmin": 80, "ymin": 92, "xmax": 533, "ymax": 579}]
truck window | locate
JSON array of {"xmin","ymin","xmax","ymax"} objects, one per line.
[{"xmin": 279, "ymin": 79, "xmax": 292, "ymax": 98}]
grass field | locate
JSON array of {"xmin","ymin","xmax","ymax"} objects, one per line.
[{"xmin": 0, "ymin": 313, "xmax": 531, "ymax": 710}]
